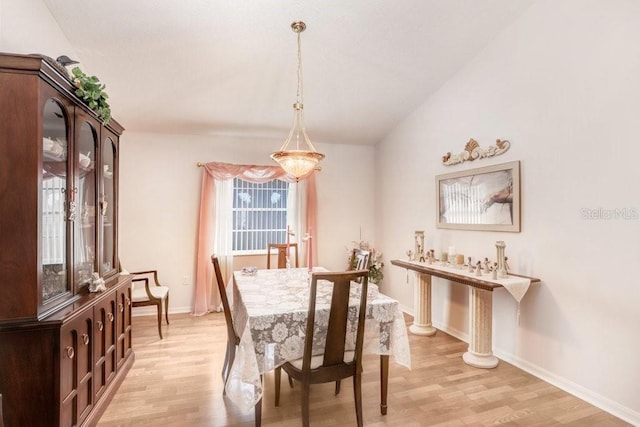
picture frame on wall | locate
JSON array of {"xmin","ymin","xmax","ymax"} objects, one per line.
[{"xmin": 436, "ymin": 160, "xmax": 521, "ymax": 232}]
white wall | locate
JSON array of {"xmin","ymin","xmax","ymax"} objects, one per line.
[
  {"xmin": 118, "ymin": 131, "xmax": 375, "ymax": 312},
  {"xmin": 0, "ymin": 0, "xmax": 78, "ymax": 60},
  {"xmin": 377, "ymin": 0, "xmax": 640, "ymax": 423}
]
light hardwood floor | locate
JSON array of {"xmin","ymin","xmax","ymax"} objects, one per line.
[{"xmin": 98, "ymin": 313, "xmax": 629, "ymax": 426}]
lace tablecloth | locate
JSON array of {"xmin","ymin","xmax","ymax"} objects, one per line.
[{"xmin": 225, "ymin": 267, "xmax": 411, "ymax": 413}]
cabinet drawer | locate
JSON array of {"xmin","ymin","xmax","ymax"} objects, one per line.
[
  {"xmin": 93, "ymin": 291, "xmax": 117, "ymax": 401},
  {"xmin": 116, "ymin": 283, "xmax": 133, "ymax": 367},
  {"xmin": 60, "ymin": 310, "xmax": 94, "ymax": 427}
]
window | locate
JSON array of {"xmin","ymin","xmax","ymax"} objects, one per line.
[{"xmin": 232, "ymin": 178, "xmax": 289, "ymax": 253}]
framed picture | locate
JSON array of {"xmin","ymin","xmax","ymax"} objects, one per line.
[{"xmin": 436, "ymin": 160, "xmax": 520, "ymax": 232}]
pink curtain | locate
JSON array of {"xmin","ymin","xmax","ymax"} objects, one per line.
[{"xmin": 193, "ymin": 162, "xmax": 317, "ymax": 316}]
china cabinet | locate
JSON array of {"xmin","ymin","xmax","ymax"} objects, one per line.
[{"xmin": 0, "ymin": 52, "xmax": 133, "ymax": 426}]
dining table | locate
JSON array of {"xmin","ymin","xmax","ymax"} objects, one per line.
[{"xmin": 224, "ymin": 266, "xmax": 411, "ymax": 419}]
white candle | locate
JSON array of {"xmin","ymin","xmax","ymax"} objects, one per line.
[
  {"xmin": 448, "ymin": 246, "xmax": 456, "ymax": 256},
  {"xmin": 286, "ymin": 225, "xmax": 290, "ymax": 250},
  {"xmin": 307, "ymin": 228, "xmax": 313, "ymax": 271}
]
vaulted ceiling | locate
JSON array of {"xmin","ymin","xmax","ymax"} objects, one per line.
[{"xmin": 43, "ymin": 0, "xmax": 533, "ymax": 145}]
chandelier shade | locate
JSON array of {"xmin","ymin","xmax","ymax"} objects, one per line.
[
  {"xmin": 271, "ymin": 149, "xmax": 325, "ymax": 179},
  {"xmin": 270, "ymin": 21, "xmax": 325, "ymax": 179}
]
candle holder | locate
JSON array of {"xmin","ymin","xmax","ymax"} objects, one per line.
[
  {"xmin": 414, "ymin": 231, "xmax": 424, "ymax": 261},
  {"xmin": 495, "ymin": 241, "xmax": 508, "ymax": 278},
  {"xmin": 440, "ymin": 251, "xmax": 448, "ymax": 266}
]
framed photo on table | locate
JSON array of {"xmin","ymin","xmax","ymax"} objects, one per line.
[{"xmin": 436, "ymin": 160, "xmax": 520, "ymax": 232}]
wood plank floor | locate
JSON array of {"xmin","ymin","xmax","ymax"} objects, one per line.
[{"xmin": 98, "ymin": 313, "xmax": 629, "ymax": 426}]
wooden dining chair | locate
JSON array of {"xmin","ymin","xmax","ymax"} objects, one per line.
[
  {"xmin": 349, "ymin": 249, "xmax": 370, "ymax": 283},
  {"xmin": 130, "ymin": 270, "xmax": 170, "ymax": 339},
  {"xmin": 274, "ymin": 269, "xmax": 370, "ymax": 427},
  {"xmin": 267, "ymin": 243, "xmax": 299, "ymax": 269},
  {"xmin": 211, "ymin": 255, "xmax": 241, "ymax": 396}
]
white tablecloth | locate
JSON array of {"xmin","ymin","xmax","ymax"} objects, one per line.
[{"xmin": 225, "ymin": 267, "xmax": 411, "ymax": 413}]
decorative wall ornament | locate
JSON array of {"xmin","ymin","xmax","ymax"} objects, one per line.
[{"xmin": 442, "ymin": 138, "xmax": 510, "ymax": 166}]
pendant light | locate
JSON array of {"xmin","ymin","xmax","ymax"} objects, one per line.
[{"xmin": 270, "ymin": 21, "xmax": 325, "ymax": 179}]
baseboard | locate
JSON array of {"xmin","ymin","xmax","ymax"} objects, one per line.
[
  {"xmin": 494, "ymin": 350, "xmax": 640, "ymax": 426},
  {"xmin": 132, "ymin": 305, "xmax": 192, "ymax": 317},
  {"xmin": 432, "ymin": 320, "xmax": 469, "ymax": 344},
  {"xmin": 421, "ymin": 317, "xmax": 640, "ymax": 425}
]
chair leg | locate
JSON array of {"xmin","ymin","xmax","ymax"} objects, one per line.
[
  {"xmin": 335, "ymin": 380, "xmax": 341, "ymax": 395},
  {"xmin": 302, "ymin": 381, "xmax": 310, "ymax": 427},
  {"xmin": 164, "ymin": 294, "xmax": 170, "ymax": 324},
  {"xmin": 255, "ymin": 396, "xmax": 262, "ymax": 427},
  {"xmin": 254, "ymin": 375, "xmax": 263, "ymax": 427},
  {"xmin": 156, "ymin": 302, "xmax": 163, "ymax": 339},
  {"xmin": 222, "ymin": 342, "xmax": 230, "ymax": 380},
  {"xmin": 288, "ymin": 374, "xmax": 294, "ymax": 388},
  {"xmin": 228, "ymin": 344, "xmax": 236, "ymax": 379},
  {"xmin": 353, "ymin": 373, "xmax": 363, "ymax": 427},
  {"xmin": 222, "ymin": 343, "xmax": 238, "ymax": 396},
  {"xmin": 222, "ymin": 342, "xmax": 230, "ymax": 395},
  {"xmin": 274, "ymin": 367, "xmax": 281, "ymax": 407}
]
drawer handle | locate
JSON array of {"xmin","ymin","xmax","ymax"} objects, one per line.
[
  {"xmin": 126, "ymin": 297, "xmax": 131, "ymax": 307},
  {"xmin": 119, "ymin": 303, "xmax": 124, "ymax": 313},
  {"xmin": 65, "ymin": 346, "xmax": 75, "ymax": 359},
  {"xmin": 82, "ymin": 333, "xmax": 90, "ymax": 345},
  {"xmin": 107, "ymin": 312, "xmax": 114, "ymax": 322},
  {"xmin": 97, "ymin": 320, "xmax": 104, "ymax": 332}
]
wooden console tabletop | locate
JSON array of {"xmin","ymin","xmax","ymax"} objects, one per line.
[
  {"xmin": 391, "ymin": 259, "xmax": 540, "ymax": 291},
  {"xmin": 392, "ymin": 258, "xmax": 540, "ymax": 369}
]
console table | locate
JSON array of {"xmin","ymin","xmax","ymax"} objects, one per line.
[{"xmin": 391, "ymin": 259, "xmax": 540, "ymax": 369}]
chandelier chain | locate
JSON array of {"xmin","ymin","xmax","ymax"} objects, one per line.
[{"xmin": 296, "ymin": 30, "xmax": 304, "ymax": 105}]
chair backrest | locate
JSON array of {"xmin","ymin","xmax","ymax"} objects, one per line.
[
  {"xmin": 349, "ymin": 249, "xmax": 370, "ymax": 271},
  {"xmin": 302, "ymin": 270, "xmax": 369, "ymax": 372},
  {"xmin": 211, "ymin": 255, "xmax": 238, "ymax": 344},
  {"xmin": 131, "ymin": 270, "xmax": 160, "ymax": 301},
  {"xmin": 348, "ymin": 249, "xmax": 370, "ymax": 283},
  {"xmin": 267, "ymin": 243, "xmax": 299, "ymax": 269}
]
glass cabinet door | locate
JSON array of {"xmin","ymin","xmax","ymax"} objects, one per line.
[
  {"xmin": 100, "ymin": 137, "xmax": 116, "ymax": 276},
  {"xmin": 42, "ymin": 99, "xmax": 70, "ymax": 302},
  {"xmin": 74, "ymin": 121, "xmax": 98, "ymax": 288}
]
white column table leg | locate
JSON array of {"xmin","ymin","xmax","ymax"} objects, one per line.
[
  {"xmin": 409, "ymin": 272, "xmax": 437, "ymax": 336},
  {"xmin": 462, "ymin": 287, "xmax": 499, "ymax": 368}
]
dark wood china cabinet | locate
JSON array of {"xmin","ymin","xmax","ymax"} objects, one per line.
[{"xmin": 0, "ymin": 52, "xmax": 133, "ymax": 426}]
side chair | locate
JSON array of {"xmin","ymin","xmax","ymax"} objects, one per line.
[
  {"xmin": 211, "ymin": 255, "xmax": 241, "ymax": 395},
  {"xmin": 349, "ymin": 248, "xmax": 370, "ymax": 282},
  {"xmin": 130, "ymin": 270, "xmax": 170, "ymax": 339},
  {"xmin": 267, "ymin": 243, "xmax": 299, "ymax": 269},
  {"xmin": 274, "ymin": 269, "xmax": 370, "ymax": 427}
]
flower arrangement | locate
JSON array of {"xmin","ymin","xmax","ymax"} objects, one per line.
[{"xmin": 347, "ymin": 240, "xmax": 384, "ymax": 284}]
